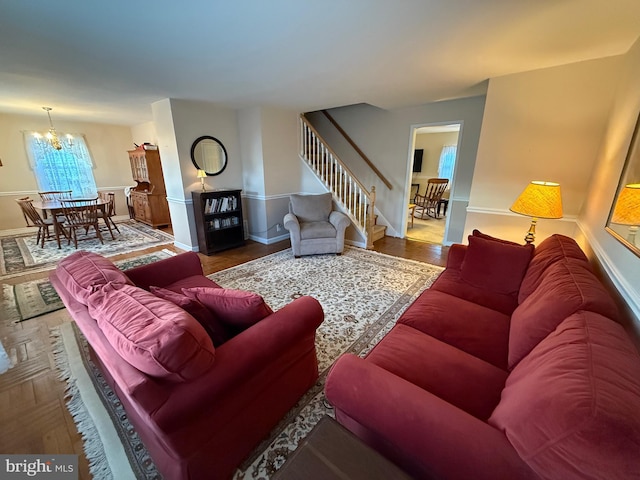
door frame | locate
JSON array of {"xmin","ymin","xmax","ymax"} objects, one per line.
[{"xmin": 403, "ymin": 122, "xmax": 463, "ymax": 245}]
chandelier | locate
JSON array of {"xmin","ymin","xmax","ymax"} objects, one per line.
[{"xmin": 40, "ymin": 106, "xmax": 73, "ymax": 150}]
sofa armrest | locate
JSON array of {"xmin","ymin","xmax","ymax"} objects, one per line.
[
  {"xmin": 124, "ymin": 252, "xmax": 203, "ymax": 290},
  {"xmin": 329, "ymin": 211, "xmax": 350, "ymax": 232},
  {"xmin": 445, "ymin": 243, "xmax": 467, "ymax": 270},
  {"xmin": 283, "ymin": 212, "xmax": 300, "ymax": 235},
  {"xmin": 325, "ymin": 354, "xmax": 536, "ymax": 480},
  {"xmin": 151, "ymin": 295, "xmax": 324, "ymax": 430}
]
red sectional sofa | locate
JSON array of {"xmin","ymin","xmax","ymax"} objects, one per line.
[
  {"xmin": 325, "ymin": 232, "xmax": 640, "ymax": 480},
  {"xmin": 50, "ymin": 251, "xmax": 324, "ymax": 480}
]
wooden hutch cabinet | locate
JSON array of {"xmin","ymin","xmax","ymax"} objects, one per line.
[
  {"xmin": 192, "ymin": 189, "xmax": 245, "ymax": 254},
  {"xmin": 128, "ymin": 148, "xmax": 171, "ymax": 228}
]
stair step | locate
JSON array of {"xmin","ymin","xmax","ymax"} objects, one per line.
[{"xmin": 372, "ymin": 224, "xmax": 386, "ymax": 243}]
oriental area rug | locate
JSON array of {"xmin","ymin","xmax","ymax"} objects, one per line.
[
  {"xmin": 2, "ymin": 250, "xmax": 175, "ymax": 323},
  {"xmin": 52, "ymin": 247, "xmax": 444, "ymax": 479},
  {"xmin": 0, "ymin": 220, "xmax": 174, "ymax": 280}
]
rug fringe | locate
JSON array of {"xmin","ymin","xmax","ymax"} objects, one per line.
[{"xmin": 51, "ymin": 326, "xmax": 114, "ymax": 480}]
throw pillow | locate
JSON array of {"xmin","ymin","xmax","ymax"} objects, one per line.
[
  {"xmin": 182, "ymin": 287, "xmax": 274, "ymax": 329},
  {"xmin": 471, "ymin": 229, "xmax": 525, "ymax": 247},
  {"xmin": 56, "ymin": 250, "xmax": 133, "ymax": 305},
  {"xmin": 461, "ymin": 234, "xmax": 534, "ymax": 295},
  {"xmin": 150, "ymin": 286, "xmax": 229, "ymax": 347},
  {"xmin": 87, "ymin": 283, "xmax": 215, "ymax": 382}
]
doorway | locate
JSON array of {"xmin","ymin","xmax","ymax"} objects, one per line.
[{"xmin": 406, "ymin": 124, "xmax": 461, "ymax": 245}]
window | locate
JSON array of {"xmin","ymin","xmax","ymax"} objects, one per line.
[
  {"xmin": 438, "ymin": 145, "xmax": 457, "ymax": 187},
  {"xmin": 24, "ymin": 133, "xmax": 97, "ymax": 197}
]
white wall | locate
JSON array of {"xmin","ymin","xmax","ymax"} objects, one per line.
[
  {"xmin": 238, "ymin": 107, "xmax": 321, "ymax": 243},
  {"xmin": 131, "ymin": 121, "xmax": 157, "ymax": 146},
  {"xmin": 466, "ymin": 56, "xmax": 622, "ymax": 243},
  {"xmin": 579, "ymin": 37, "xmax": 640, "ymax": 322},
  {"xmin": 152, "ymin": 99, "xmax": 242, "ymax": 251}
]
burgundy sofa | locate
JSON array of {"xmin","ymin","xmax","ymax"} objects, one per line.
[
  {"xmin": 325, "ymin": 232, "xmax": 640, "ymax": 480},
  {"xmin": 50, "ymin": 250, "xmax": 324, "ymax": 480}
]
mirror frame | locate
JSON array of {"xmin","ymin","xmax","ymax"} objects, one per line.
[
  {"xmin": 190, "ymin": 135, "xmax": 228, "ymax": 176},
  {"xmin": 605, "ymin": 110, "xmax": 640, "ymax": 258}
]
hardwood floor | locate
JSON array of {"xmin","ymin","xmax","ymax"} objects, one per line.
[{"xmin": 0, "ymin": 232, "xmax": 448, "ymax": 479}]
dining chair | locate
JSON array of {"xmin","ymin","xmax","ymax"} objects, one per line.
[
  {"xmin": 414, "ymin": 178, "xmax": 449, "ymax": 219},
  {"xmin": 60, "ymin": 198, "xmax": 104, "ymax": 249},
  {"xmin": 39, "ymin": 190, "xmax": 73, "ymax": 201},
  {"xmin": 15, "ymin": 197, "xmax": 60, "ymax": 248},
  {"xmin": 97, "ymin": 191, "xmax": 120, "ymax": 239},
  {"xmin": 39, "ymin": 190, "xmax": 72, "ymax": 223}
]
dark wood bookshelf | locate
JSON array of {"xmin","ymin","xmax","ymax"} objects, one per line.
[{"xmin": 192, "ymin": 189, "xmax": 245, "ymax": 255}]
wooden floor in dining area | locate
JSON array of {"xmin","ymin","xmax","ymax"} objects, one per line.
[{"xmin": 0, "ymin": 229, "xmax": 448, "ymax": 479}]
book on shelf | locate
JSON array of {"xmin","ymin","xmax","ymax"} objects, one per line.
[
  {"xmin": 203, "ymin": 195, "xmax": 238, "ymax": 214},
  {"xmin": 207, "ymin": 215, "xmax": 240, "ymax": 231}
]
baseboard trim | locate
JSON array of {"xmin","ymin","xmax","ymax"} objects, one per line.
[
  {"xmin": 174, "ymin": 240, "xmax": 198, "ymax": 252},
  {"xmin": 247, "ymin": 233, "xmax": 290, "ymax": 245}
]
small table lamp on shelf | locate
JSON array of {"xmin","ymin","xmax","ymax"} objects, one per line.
[
  {"xmin": 510, "ymin": 181, "xmax": 563, "ymax": 244},
  {"xmin": 611, "ymin": 183, "xmax": 640, "ymax": 246},
  {"xmin": 197, "ymin": 169, "xmax": 207, "ymax": 191}
]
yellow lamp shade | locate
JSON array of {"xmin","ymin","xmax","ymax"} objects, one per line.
[
  {"xmin": 611, "ymin": 184, "xmax": 640, "ymax": 225},
  {"xmin": 197, "ymin": 169, "xmax": 207, "ymax": 179},
  {"xmin": 510, "ymin": 181, "xmax": 563, "ymax": 219}
]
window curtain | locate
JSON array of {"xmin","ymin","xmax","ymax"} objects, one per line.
[
  {"xmin": 438, "ymin": 145, "xmax": 457, "ymax": 187},
  {"xmin": 23, "ymin": 132, "xmax": 98, "ymax": 197}
]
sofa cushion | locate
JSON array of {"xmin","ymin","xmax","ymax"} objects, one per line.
[
  {"xmin": 508, "ymin": 260, "xmax": 619, "ymax": 369},
  {"xmin": 460, "ymin": 234, "xmax": 534, "ymax": 296},
  {"xmin": 518, "ymin": 234, "xmax": 590, "ymax": 303},
  {"xmin": 366, "ymin": 324, "xmax": 509, "ymax": 420},
  {"xmin": 398, "ymin": 289, "xmax": 511, "ymax": 369},
  {"xmin": 183, "ymin": 287, "xmax": 273, "ymax": 329},
  {"xmin": 290, "ymin": 193, "xmax": 332, "ymax": 223},
  {"xmin": 150, "ymin": 286, "xmax": 229, "ymax": 347},
  {"xmin": 300, "ymin": 221, "xmax": 337, "ymax": 240},
  {"xmin": 431, "ymin": 268, "xmax": 519, "ymax": 316},
  {"xmin": 87, "ymin": 283, "xmax": 215, "ymax": 382},
  {"xmin": 56, "ymin": 250, "xmax": 132, "ymax": 305},
  {"xmin": 161, "ymin": 275, "xmax": 222, "ymax": 294},
  {"xmin": 489, "ymin": 311, "xmax": 640, "ymax": 479}
]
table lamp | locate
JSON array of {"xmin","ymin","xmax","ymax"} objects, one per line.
[
  {"xmin": 197, "ymin": 169, "xmax": 207, "ymax": 191},
  {"xmin": 510, "ymin": 181, "xmax": 563, "ymax": 244},
  {"xmin": 611, "ymin": 183, "xmax": 640, "ymax": 246}
]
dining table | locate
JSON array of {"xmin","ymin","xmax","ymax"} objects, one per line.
[{"xmin": 32, "ymin": 198, "xmax": 109, "ymax": 248}]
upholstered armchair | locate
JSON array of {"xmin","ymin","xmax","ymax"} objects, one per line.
[{"xmin": 284, "ymin": 193, "xmax": 350, "ymax": 257}]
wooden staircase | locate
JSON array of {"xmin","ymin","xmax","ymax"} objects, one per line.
[{"xmin": 300, "ymin": 114, "xmax": 385, "ymax": 248}]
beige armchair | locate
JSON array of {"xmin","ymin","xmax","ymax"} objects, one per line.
[{"xmin": 284, "ymin": 193, "xmax": 350, "ymax": 258}]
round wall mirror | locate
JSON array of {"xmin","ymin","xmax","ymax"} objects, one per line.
[{"xmin": 190, "ymin": 136, "xmax": 228, "ymax": 176}]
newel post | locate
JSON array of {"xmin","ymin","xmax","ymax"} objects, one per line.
[{"xmin": 366, "ymin": 186, "xmax": 376, "ymax": 249}]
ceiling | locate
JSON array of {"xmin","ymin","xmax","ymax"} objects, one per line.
[{"xmin": 1, "ymin": 0, "xmax": 640, "ymax": 126}]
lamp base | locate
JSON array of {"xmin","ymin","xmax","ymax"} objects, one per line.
[
  {"xmin": 200, "ymin": 178, "xmax": 206, "ymax": 192},
  {"xmin": 524, "ymin": 218, "xmax": 538, "ymax": 245}
]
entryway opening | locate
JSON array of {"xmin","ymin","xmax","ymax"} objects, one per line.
[{"xmin": 406, "ymin": 123, "xmax": 461, "ymax": 245}]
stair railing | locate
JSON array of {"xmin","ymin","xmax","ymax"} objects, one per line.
[
  {"xmin": 300, "ymin": 114, "xmax": 375, "ymax": 249},
  {"xmin": 321, "ymin": 110, "xmax": 393, "ymax": 190}
]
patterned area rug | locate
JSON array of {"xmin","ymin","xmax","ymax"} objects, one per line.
[
  {"xmin": 53, "ymin": 247, "xmax": 444, "ymax": 479},
  {"xmin": 2, "ymin": 250, "xmax": 175, "ymax": 322},
  {"xmin": 0, "ymin": 221, "xmax": 174, "ymax": 280}
]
